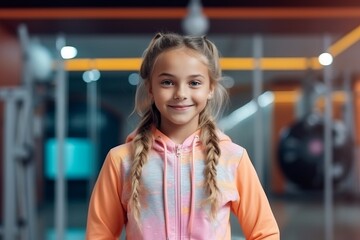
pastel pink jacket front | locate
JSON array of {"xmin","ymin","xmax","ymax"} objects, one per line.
[{"xmin": 86, "ymin": 128, "xmax": 280, "ymax": 240}]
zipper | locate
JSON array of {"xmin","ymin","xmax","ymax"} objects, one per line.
[{"xmin": 175, "ymin": 145, "xmax": 182, "ymax": 240}]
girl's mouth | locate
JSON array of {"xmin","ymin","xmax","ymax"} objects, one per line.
[{"xmin": 168, "ymin": 104, "xmax": 193, "ymax": 110}]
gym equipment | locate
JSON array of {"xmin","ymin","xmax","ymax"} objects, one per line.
[
  {"xmin": 1, "ymin": 25, "xmax": 39, "ymax": 240},
  {"xmin": 278, "ymin": 113, "xmax": 353, "ymax": 189}
]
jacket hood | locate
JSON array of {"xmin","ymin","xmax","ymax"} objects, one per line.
[{"xmin": 125, "ymin": 125, "xmax": 232, "ymax": 152}]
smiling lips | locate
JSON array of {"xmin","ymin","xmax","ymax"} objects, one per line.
[{"xmin": 168, "ymin": 104, "xmax": 194, "ymax": 110}]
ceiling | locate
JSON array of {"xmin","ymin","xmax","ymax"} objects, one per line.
[
  {"xmin": 1, "ymin": 0, "xmax": 360, "ymax": 94},
  {"xmin": 1, "ymin": 0, "xmax": 360, "ymax": 35}
]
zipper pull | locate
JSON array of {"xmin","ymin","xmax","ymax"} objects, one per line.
[{"xmin": 176, "ymin": 145, "xmax": 181, "ymax": 157}]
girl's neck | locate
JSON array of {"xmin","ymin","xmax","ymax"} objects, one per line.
[{"xmin": 159, "ymin": 123, "xmax": 199, "ymax": 144}]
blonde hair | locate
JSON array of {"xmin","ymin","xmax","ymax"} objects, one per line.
[{"xmin": 130, "ymin": 32, "xmax": 229, "ymax": 223}]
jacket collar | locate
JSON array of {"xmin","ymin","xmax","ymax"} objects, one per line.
[{"xmin": 152, "ymin": 126, "xmax": 201, "ymax": 153}]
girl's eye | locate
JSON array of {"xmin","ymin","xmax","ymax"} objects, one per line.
[
  {"xmin": 160, "ymin": 80, "xmax": 173, "ymax": 86},
  {"xmin": 189, "ymin": 81, "xmax": 201, "ymax": 87}
]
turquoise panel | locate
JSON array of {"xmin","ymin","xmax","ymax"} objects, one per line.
[
  {"xmin": 45, "ymin": 138, "xmax": 95, "ymax": 180},
  {"xmin": 46, "ymin": 228, "xmax": 85, "ymax": 240}
]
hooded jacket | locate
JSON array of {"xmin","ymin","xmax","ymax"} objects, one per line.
[{"xmin": 86, "ymin": 127, "xmax": 280, "ymax": 240}]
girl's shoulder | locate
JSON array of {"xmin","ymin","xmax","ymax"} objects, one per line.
[
  {"xmin": 107, "ymin": 142, "xmax": 133, "ymax": 162},
  {"xmin": 216, "ymin": 129, "xmax": 245, "ymax": 156},
  {"xmin": 215, "ymin": 134, "xmax": 246, "ymax": 167},
  {"xmin": 219, "ymin": 140, "xmax": 246, "ymax": 160}
]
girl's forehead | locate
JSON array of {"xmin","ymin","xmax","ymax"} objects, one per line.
[
  {"xmin": 155, "ymin": 47, "xmax": 208, "ymax": 66},
  {"xmin": 148, "ymin": 47, "xmax": 212, "ymax": 82}
]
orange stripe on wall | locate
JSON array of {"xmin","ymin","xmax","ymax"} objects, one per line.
[
  {"xmin": 63, "ymin": 57, "xmax": 322, "ymax": 71},
  {"xmin": 0, "ymin": 8, "xmax": 186, "ymax": 19},
  {"xmin": 205, "ymin": 7, "xmax": 360, "ymax": 19},
  {"xmin": 1, "ymin": 7, "xmax": 360, "ymax": 20},
  {"xmin": 355, "ymin": 79, "xmax": 360, "ymax": 146}
]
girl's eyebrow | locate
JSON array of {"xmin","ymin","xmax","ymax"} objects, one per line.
[
  {"xmin": 188, "ymin": 74, "xmax": 205, "ymax": 79},
  {"xmin": 157, "ymin": 72, "xmax": 174, "ymax": 78},
  {"xmin": 158, "ymin": 73, "xmax": 205, "ymax": 79}
]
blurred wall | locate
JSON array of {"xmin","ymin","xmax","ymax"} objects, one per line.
[{"xmin": 0, "ymin": 25, "xmax": 22, "ymax": 221}]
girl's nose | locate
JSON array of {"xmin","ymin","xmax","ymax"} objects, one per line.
[
  {"xmin": 173, "ymin": 94, "xmax": 186, "ymax": 100},
  {"xmin": 173, "ymin": 87, "xmax": 187, "ymax": 100}
]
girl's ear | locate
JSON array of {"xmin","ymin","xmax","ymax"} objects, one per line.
[
  {"xmin": 208, "ymin": 85, "xmax": 214, "ymax": 99},
  {"xmin": 147, "ymin": 81, "xmax": 153, "ymax": 97},
  {"xmin": 148, "ymin": 87, "xmax": 153, "ymax": 97}
]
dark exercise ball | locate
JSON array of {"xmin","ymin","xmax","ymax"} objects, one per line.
[{"xmin": 278, "ymin": 114, "xmax": 353, "ymax": 190}]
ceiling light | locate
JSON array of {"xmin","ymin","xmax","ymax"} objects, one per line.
[
  {"xmin": 28, "ymin": 42, "xmax": 53, "ymax": 81},
  {"xmin": 60, "ymin": 46, "xmax": 77, "ymax": 59},
  {"xmin": 182, "ymin": 0, "xmax": 209, "ymax": 36},
  {"xmin": 318, "ymin": 52, "xmax": 333, "ymax": 66}
]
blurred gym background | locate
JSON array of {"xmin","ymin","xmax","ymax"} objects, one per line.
[{"xmin": 1, "ymin": 1, "xmax": 360, "ymax": 239}]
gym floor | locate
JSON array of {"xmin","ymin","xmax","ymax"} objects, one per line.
[
  {"xmin": 273, "ymin": 193, "xmax": 360, "ymax": 240},
  {"xmin": 37, "ymin": 192, "xmax": 360, "ymax": 240}
]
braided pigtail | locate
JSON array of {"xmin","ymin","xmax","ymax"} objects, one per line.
[
  {"xmin": 129, "ymin": 110, "xmax": 153, "ymax": 225},
  {"xmin": 200, "ymin": 115, "xmax": 221, "ymax": 219}
]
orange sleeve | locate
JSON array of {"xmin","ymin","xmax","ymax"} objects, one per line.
[
  {"xmin": 231, "ymin": 150, "xmax": 280, "ymax": 240},
  {"xmin": 86, "ymin": 149, "xmax": 126, "ymax": 240}
]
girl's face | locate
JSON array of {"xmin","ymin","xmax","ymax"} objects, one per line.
[{"xmin": 149, "ymin": 47, "xmax": 213, "ymax": 135}]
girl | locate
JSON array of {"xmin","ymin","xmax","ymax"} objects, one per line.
[{"xmin": 86, "ymin": 33, "xmax": 280, "ymax": 239}]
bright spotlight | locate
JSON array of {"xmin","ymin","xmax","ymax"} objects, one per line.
[
  {"xmin": 318, "ymin": 52, "xmax": 333, "ymax": 66},
  {"xmin": 61, "ymin": 46, "xmax": 78, "ymax": 59}
]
